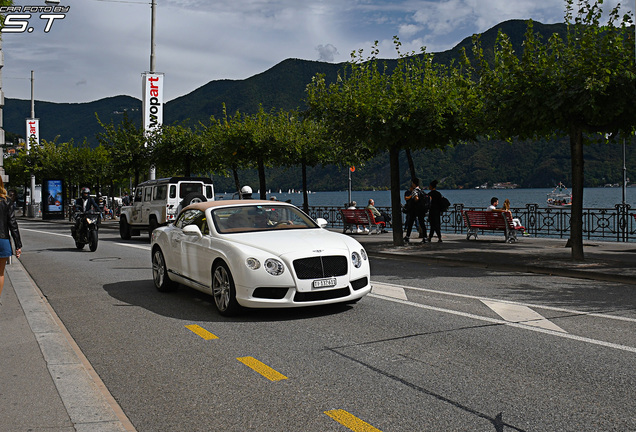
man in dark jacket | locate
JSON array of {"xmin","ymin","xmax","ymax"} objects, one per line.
[
  {"xmin": 73, "ymin": 187, "xmax": 100, "ymax": 233},
  {"xmin": 427, "ymin": 180, "xmax": 443, "ymax": 242},
  {"xmin": 74, "ymin": 187, "xmax": 100, "ymax": 214}
]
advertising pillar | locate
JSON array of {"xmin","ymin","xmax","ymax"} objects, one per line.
[{"xmin": 42, "ymin": 179, "xmax": 65, "ymax": 220}]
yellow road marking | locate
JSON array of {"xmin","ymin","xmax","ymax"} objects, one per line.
[
  {"xmin": 185, "ymin": 324, "xmax": 218, "ymax": 340},
  {"xmin": 324, "ymin": 409, "xmax": 383, "ymax": 432},
  {"xmin": 236, "ymin": 356, "xmax": 287, "ymax": 381}
]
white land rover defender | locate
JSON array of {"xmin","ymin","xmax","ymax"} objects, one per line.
[{"xmin": 119, "ymin": 177, "xmax": 215, "ymax": 239}]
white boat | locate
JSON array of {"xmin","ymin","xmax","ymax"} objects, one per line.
[{"xmin": 547, "ymin": 183, "xmax": 572, "ymax": 208}]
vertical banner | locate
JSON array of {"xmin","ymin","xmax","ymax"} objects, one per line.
[
  {"xmin": 142, "ymin": 72, "xmax": 164, "ymax": 135},
  {"xmin": 26, "ymin": 118, "xmax": 39, "ymax": 150}
]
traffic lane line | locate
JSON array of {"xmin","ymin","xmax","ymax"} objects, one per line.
[
  {"xmin": 185, "ymin": 324, "xmax": 218, "ymax": 340},
  {"xmin": 236, "ymin": 356, "xmax": 288, "ymax": 381},
  {"xmin": 22, "ymin": 227, "xmax": 151, "ymax": 251},
  {"xmin": 324, "ymin": 409, "xmax": 383, "ymax": 432},
  {"xmin": 368, "ymin": 292, "xmax": 636, "ymax": 354},
  {"xmin": 372, "ymin": 281, "xmax": 636, "ymax": 324}
]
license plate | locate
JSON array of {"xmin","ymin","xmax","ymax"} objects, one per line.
[{"xmin": 312, "ymin": 277, "xmax": 337, "ymax": 288}]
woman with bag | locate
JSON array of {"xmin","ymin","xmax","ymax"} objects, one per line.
[{"xmin": 0, "ymin": 177, "xmax": 22, "ymax": 306}]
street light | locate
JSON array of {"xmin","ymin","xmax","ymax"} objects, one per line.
[{"xmin": 147, "ymin": 0, "xmax": 159, "ymax": 180}]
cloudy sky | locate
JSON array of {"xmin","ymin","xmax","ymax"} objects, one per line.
[{"xmin": 0, "ymin": 0, "xmax": 627, "ymax": 104}]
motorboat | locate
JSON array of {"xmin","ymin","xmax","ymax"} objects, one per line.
[{"xmin": 547, "ymin": 182, "xmax": 572, "ymax": 208}]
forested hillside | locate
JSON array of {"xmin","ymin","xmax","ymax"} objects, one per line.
[{"xmin": 209, "ymin": 137, "xmax": 634, "ymax": 192}]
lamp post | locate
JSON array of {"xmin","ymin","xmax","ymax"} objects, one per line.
[
  {"xmin": 26, "ymin": 70, "xmax": 37, "ymax": 217},
  {"xmin": 147, "ymin": 0, "xmax": 158, "ymax": 181}
]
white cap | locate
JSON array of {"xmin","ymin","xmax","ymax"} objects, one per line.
[{"xmin": 240, "ymin": 186, "xmax": 252, "ymax": 194}]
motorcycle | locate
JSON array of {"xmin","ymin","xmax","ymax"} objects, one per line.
[{"xmin": 71, "ymin": 211, "xmax": 99, "ymax": 251}]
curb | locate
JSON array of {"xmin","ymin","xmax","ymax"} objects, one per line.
[
  {"xmin": 7, "ymin": 260, "xmax": 136, "ymax": 432},
  {"xmin": 366, "ymin": 249, "xmax": 636, "ymax": 286}
]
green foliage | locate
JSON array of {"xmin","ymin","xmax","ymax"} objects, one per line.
[
  {"xmin": 96, "ymin": 111, "xmax": 149, "ymax": 187},
  {"xmin": 471, "ymin": 0, "xmax": 636, "ymax": 260}
]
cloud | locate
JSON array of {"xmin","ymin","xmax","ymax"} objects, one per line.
[
  {"xmin": 1, "ymin": 0, "xmax": 632, "ymax": 103},
  {"xmin": 315, "ymin": 44, "xmax": 339, "ymax": 62}
]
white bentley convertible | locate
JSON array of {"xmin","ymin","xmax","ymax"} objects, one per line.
[{"xmin": 150, "ymin": 200, "xmax": 371, "ymax": 316}]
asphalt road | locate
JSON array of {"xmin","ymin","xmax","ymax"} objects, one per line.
[{"xmin": 18, "ymin": 220, "xmax": 636, "ymax": 432}]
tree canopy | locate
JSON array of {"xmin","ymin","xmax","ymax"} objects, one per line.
[{"xmin": 472, "ymin": 0, "xmax": 636, "ymax": 260}]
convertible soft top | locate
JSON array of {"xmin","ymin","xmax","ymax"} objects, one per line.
[{"xmin": 185, "ymin": 199, "xmax": 288, "ymax": 212}]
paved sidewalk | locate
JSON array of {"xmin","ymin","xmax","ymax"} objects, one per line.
[
  {"xmin": 2, "ymin": 217, "xmax": 634, "ymax": 431},
  {"xmin": 0, "ymin": 257, "xmax": 135, "ymax": 432},
  {"xmin": 353, "ymin": 231, "xmax": 636, "ymax": 285}
]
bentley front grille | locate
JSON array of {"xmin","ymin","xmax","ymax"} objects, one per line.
[{"xmin": 293, "ymin": 256, "xmax": 348, "ymax": 280}]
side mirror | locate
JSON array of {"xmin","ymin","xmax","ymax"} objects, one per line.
[
  {"xmin": 183, "ymin": 224, "xmax": 203, "ymax": 239},
  {"xmin": 315, "ymin": 217, "xmax": 328, "ymax": 228}
]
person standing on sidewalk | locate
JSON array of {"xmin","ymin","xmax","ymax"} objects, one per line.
[
  {"xmin": 427, "ymin": 180, "xmax": 443, "ymax": 242},
  {"xmin": 0, "ymin": 177, "xmax": 22, "ymax": 305}
]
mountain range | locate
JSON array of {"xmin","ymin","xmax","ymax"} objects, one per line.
[{"xmin": 3, "ymin": 20, "xmax": 632, "ymax": 190}]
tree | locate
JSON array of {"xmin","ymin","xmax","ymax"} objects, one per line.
[
  {"xmin": 96, "ymin": 112, "xmax": 149, "ymax": 188},
  {"xmin": 306, "ymin": 38, "xmax": 479, "ymax": 245},
  {"xmin": 149, "ymin": 123, "xmax": 209, "ymax": 177},
  {"xmin": 473, "ymin": 0, "xmax": 636, "ymax": 260},
  {"xmin": 276, "ymin": 112, "xmax": 333, "ymax": 212},
  {"xmin": 201, "ymin": 106, "xmax": 254, "ymax": 195}
]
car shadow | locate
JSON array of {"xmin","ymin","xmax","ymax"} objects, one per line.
[{"xmin": 103, "ymin": 280, "xmax": 354, "ymax": 323}]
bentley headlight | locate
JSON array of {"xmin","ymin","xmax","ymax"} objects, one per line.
[
  {"xmin": 246, "ymin": 257, "xmax": 261, "ymax": 270},
  {"xmin": 360, "ymin": 249, "xmax": 368, "ymax": 261},
  {"xmin": 352, "ymin": 251, "xmax": 362, "ymax": 268},
  {"xmin": 264, "ymin": 258, "xmax": 285, "ymax": 276}
]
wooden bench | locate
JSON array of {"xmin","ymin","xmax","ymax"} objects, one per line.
[
  {"xmin": 463, "ymin": 210, "xmax": 525, "ymax": 243},
  {"xmin": 339, "ymin": 209, "xmax": 386, "ymax": 234}
]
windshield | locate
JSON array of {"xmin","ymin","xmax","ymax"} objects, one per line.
[{"xmin": 212, "ymin": 205, "xmax": 317, "ymax": 233}]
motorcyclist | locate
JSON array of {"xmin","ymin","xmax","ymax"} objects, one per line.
[
  {"xmin": 240, "ymin": 185, "xmax": 254, "ymax": 199},
  {"xmin": 73, "ymin": 187, "xmax": 100, "ymax": 234},
  {"xmin": 75, "ymin": 187, "xmax": 100, "ymax": 214}
]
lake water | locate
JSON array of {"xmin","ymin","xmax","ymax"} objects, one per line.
[{"xmin": 247, "ymin": 187, "xmax": 636, "ymax": 209}]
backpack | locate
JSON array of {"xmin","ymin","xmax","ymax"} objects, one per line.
[
  {"xmin": 440, "ymin": 196, "xmax": 451, "ymax": 212},
  {"xmin": 414, "ymin": 189, "xmax": 431, "ymax": 213}
]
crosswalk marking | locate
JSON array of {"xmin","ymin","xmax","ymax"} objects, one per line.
[
  {"xmin": 372, "ymin": 282, "xmax": 408, "ymax": 300},
  {"xmin": 481, "ymin": 300, "xmax": 567, "ymax": 333}
]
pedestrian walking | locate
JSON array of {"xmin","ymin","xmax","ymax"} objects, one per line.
[
  {"xmin": 427, "ymin": 180, "xmax": 443, "ymax": 242},
  {"xmin": 403, "ymin": 178, "xmax": 429, "ymax": 244},
  {"xmin": 0, "ymin": 177, "xmax": 22, "ymax": 306}
]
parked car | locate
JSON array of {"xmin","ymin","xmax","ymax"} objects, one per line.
[
  {"xmin": 150, "ymin": 200, "xmax": 371, "ymax": 316},
  {"xmin": 119, "ymin": 177, "xmax": 214, "ymax": 239}
]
